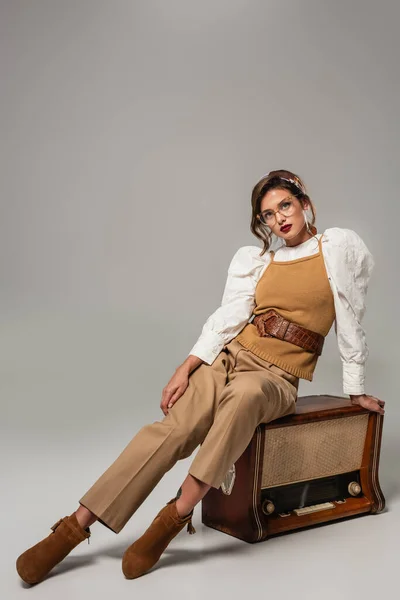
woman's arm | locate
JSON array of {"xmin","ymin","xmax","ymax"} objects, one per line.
[
  {"xmin": 323, "ymin": 227, "xmax": 375, "ymax": 395},
  {"xmin": 160, "ymin": 246, "xmax": 268, "ymax": 415},
  {"xmin": 187, "ymin": 245, "xmax": 269, "ymax": 365},
  {"xmin": 323, "ymin": 228, "xmax": 384, "ymax": 414},
  {"xmin": 181, "ymin": 354, "xmax": 204, "ymax": 375}
]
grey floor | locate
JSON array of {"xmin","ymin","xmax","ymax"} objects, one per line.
[{"xmin": 2, "ymin": 313, "xmax": 398, "ymax": 599}]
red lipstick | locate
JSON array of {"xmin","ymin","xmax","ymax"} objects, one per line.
[{"xmin": 280, "ymin": 224, "xmax": 292, "ymax": 233}]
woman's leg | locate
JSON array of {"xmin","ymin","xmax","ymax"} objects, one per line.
[
  {"xmin": 120, "ymin": 343, "xmax": 297, "ymax": 580},
  {"xmin": 74, "ymin": 457, "xmax": 212, "ymax": 530},
  {"xmin": 188, "ymin": 346, "xmax": 298, "ymax": 490},
  {"xmin": 77, "ymin": 348, "xmax": 233, "ymax": 534},
  {"xmin": 175, "ymin": 473, "xmax": 211, "ymax": 517},
  {"xmin": 74, "ymin": 505, "xmax": 98, "ymax": 529},
  {"xmin": 16, "ymin": 347, "xmax": 239, "ymax": 585}
]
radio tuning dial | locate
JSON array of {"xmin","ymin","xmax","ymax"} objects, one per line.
[
  {"xmin": 262, "ymin": 499, "xmax": 275, "ymax": 515},
  {"xmin": 348, "ymin": 481, "xmax": 362, "ymax": 496}
]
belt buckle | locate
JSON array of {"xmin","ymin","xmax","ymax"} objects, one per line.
[
  {"xmin": 261, "ymin": 309, "xmax": 289, "ymax": 340},
  {"xmin": 255, "ymin": 309, "xmax": 278, "ymax": 337}
]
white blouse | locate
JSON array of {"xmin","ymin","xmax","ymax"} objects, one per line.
[{"xmin": 188, "ymin": 227, "xmax": 375, "ymax": 396}]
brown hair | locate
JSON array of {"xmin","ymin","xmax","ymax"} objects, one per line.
[{"xmin": 250, "ymin": 169, "xmax": 317, "ymax": 256}]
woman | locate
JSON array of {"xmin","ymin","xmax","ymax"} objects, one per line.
[{"xmin": 16, "ymin": 169, "xmax": 384, "ymax": 584}]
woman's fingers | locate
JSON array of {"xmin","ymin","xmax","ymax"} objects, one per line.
[
  {"xmin": 371, "ymin": 395, "xmax": 385, "ymax": 406},
  {"xmin": 161, "ymin": 384, "xmax": 184, "ymax": 414},
  {"xmin": 368, "ymin": 398, "xmax": 385, "ymax": 414},
  {"xmin": 160, "ymin": 387, "xmax": 175, "ymax": 414},
  {"xmin": 367, "ymin": 395, "xmax": 385, "ymax": 413},
  {"xmin": 167, "ymin": 388, "xmax": 184, "ymax": 409}
]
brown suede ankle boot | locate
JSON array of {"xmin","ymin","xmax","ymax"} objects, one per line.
[
  {"xmin": 122, "ymin": 497, "xmax": 196, "ymax": 579},
  {"xmin": 16, "ymin": 512, "xmax": 91, "ymax": 585}
]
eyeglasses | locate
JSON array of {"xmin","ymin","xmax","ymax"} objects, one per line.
[{"xmin": 257, "ymin": 197, "xmax": 297, "ymax": 225}]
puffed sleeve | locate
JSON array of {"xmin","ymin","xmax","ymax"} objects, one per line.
[
  {"xmin": 322, "ymin": 228, "xmax": 375, "ymax": 395},
  {"xmin": 188, "ymin": 246, "xmax": 269, "ymax": 365}
]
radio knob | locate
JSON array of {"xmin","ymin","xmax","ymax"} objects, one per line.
[
  {"xmin": 348, "ymin": 481, "xmax": 362, "ymax": 496},
  {"xmin": 262, "ymin": 499, "xmax": 275, "ymax": 515}
]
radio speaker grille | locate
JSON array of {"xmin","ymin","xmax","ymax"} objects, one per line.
[{"xmin": 261, "ymin": 414, "xmax": 369, "ymax": 488}]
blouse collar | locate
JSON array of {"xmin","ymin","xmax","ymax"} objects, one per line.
[{"xmin": 279, "ymin": 232, "xmax": 322, "ymax": 251}]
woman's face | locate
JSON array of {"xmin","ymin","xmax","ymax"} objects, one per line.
[{"xmin": 259, "ymin": 187, "xmax": 311, "ymax": 247}]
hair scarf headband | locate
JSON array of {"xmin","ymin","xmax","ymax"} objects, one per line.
[{"xmin": 257, "ymin": 173, "xmax": 306, "ymax": 195}]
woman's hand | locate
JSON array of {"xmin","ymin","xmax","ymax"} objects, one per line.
[
  {"xmin": 349, "ymin": 394, "xmax": 385, "ymax": 415},
  {"xmin": 160, "ymin": 365, "xmax": 190, "ymax": 416}
]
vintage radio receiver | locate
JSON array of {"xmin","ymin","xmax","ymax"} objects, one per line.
[{"xmin": 201, "ymin": 394, "xmax": 385, "ymax": 543}]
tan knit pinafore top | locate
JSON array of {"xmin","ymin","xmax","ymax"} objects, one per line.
[{"xmin": 235, "ymin": 233, "xmax": 336, "ymax": 381}]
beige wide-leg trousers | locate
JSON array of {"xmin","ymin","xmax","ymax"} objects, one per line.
[{"xmin": 79, "ymin": 339, "xmax": 299, "ymax": 533}]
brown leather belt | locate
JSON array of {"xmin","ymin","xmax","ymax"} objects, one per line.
[{"xmin": 252, "ymin": 309, "xmax": 324, "ymax": 356}]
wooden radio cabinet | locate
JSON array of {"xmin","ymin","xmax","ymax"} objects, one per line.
[{"xmin": 201, "ymin": 394, "xmax": 385, "ymax": 543}]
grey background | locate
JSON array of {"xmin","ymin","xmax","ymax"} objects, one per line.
[{"xmin": 1, "ymin": 1, "xmax": 399, "ymax": 598}]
